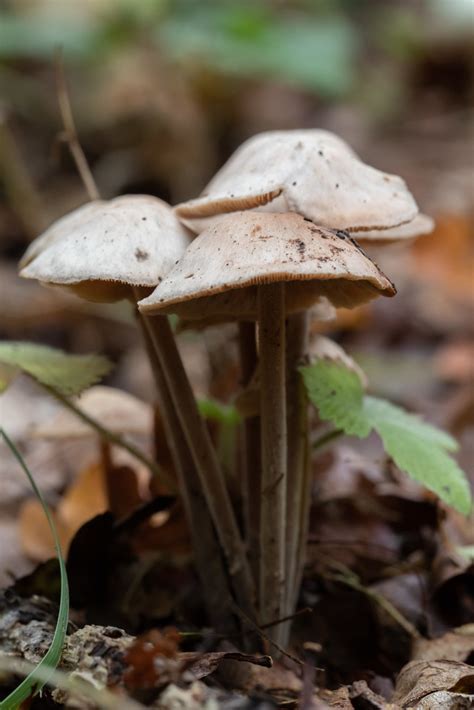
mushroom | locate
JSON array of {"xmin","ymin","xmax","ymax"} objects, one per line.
[
  {"xmin": 175, "ymin": 129, "xmax": 419, "ymax": 234},
  {"xmin": 20, "ymin": 195, "xmax": 190, "ymax": 302},
  {"xmin": 138, "ymin": 211, "xmax": 395, "ymax": 639},
  {"xmin": 19, "ymin": 195, "xmax": 251, "ymax": 630},
  {"xmin": 175, "ymin": 129, "xmax": 429, "ymax": 635},
  {"xmin": 32, "ymin": 385, "xmax": 151, "ymax": 518}
]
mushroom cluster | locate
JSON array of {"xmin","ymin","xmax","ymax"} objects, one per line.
[{"xmin": 20, "ymin": 128, "xmax": 432, "ymax": 648}]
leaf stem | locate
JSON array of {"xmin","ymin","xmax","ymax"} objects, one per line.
[
  {"xmin": 312, "ymin": 427, "xmax": 344, "ymax": 451},
  {"xmin": 42, "ymin": 383, "xmax": 173, "ymax": 489}
]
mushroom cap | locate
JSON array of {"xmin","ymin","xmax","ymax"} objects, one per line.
[
  {"xmin": 32, "ymin": 385, "xmax": 152, "ymax": 439},
  {"xmin": 20, "ymin": 195, "xmax": 192, "ymax": 303},
  {"xmin": 175, "ymin": 130, "xmax": 419, "ymax": 234},
  {"xmin": 138, "ymin": 212, "xmax": 396, "ymax": 321},
  {"xmin": 19, "ymin": 201, "xmax": 104, "ymax": 270},
  {"xmin": 356, "ymin": 214, "xmax": 435, "ymax": 244}
]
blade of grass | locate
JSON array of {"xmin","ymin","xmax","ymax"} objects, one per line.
[
  {"xmin": 0, "ymin": 429, "xmax": 70, "ymax": 710},
  {"xmin": 0, "ymin": 658, "xmax": 143, "ymax": 710}
]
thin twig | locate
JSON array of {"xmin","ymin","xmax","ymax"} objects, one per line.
[
  {"xmin": 55, "ymin": 49, "xmax": 100, "ymax": 201},
  {"xmin": 230, "ymin": 601, "xmax": 310, "ymax": 668},
  {"xmin": 326, "ymin": 569, "xmax": 422, "ymax": 639},
  {"xmin": 260, "ymin": 606, "xmax": 313, "ymax": 631},
  {"xmin": 43, "ymin": 384, "xmax": 175, "ymax": 490},
  {"xmin": 312, "ymin": 428, "xmax": 344, "ymax": 451}
]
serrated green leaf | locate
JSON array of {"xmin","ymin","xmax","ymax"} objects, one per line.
[
  {"xmin": 0, "ymin": 342, "xmax": 112, "ymax": 396},
  {"xmin": 0, "ymin": 429, "xmax": 69, "ymax": 709},
  {"xmin": 364, "ymin": 397, "xmax": 469, "ymax": 514},
  {"xmin": 300, "ymin": 360, "xmax": 370, "ymax": 437},
  {"xmin": 301, "ymin": 359, "xmax": 471, "ymax": 515}
]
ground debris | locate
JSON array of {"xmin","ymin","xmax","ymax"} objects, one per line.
[{"xmin": 392, "ymin": 659, "xmax": 474, "ymax": 708}]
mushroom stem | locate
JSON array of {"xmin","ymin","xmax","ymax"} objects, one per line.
[
  {"xmin": 141, "ymin": 313, "xmax": 256, "ymax": 619},
  {"xmin": 137, "ymin": 314, "xmax": 236, "ymax": 634},
  {"xmin": 258, "ymin": 282, "xmax": 287, "ymax": 643},
  {"xmin": 238, "ymin": 321, "xmax": 261, "ymax": 587},
  {"xmin": 285, "ymin": 312, "xmax": 309, "ymax": 620}
]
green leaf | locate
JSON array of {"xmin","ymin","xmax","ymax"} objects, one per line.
[
  {"xmin": 0, "ymin": 429, "xmax": 69, "ymax": 709},
  {"xmin": 300, "ymin": 359, "xmax": 370, "ymax": 438},
  {"xmin": 0, "ymin": 342, "xmax": 112, "ymax": 396},
  {"xmin": 301, "ymin": 359, "xmax": 471, "ymax": 515}
]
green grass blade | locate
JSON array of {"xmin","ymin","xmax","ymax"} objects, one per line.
[{"xmin": 0, "ymin": 429, "xmax": 70, "ymax": 709}]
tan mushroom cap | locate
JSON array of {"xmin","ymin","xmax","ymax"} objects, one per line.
[
  {"xmin": 19, "ymin": 201, "xmax": 104, "ymax": 270},
  {"xmin": 138, "ymin": 212, "xmax": 396, "ymax": 321},
  {"xmin": 175, "ymin": 130, "xmax": 419, "ymax": 234},
  {"xmin": 20, "ymin": 195, "xmax": 192, "ymax": 303},
  {"xmin": 356, "ymin": 213, "xmax": 435, "ymax": 244},
  {"xmin": 32, "ymin": 386, "xmax": 152, "ymax": 439}
]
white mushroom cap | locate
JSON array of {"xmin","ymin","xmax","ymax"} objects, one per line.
[
  {"xmin": 32, "ymin": 385, "xmax": 152, "ymax": 439},
  {"xmin": 19, "ymin": 201, "xmax": 104, "ymax": 270},
  {"xmin": 138, "ymin": 212, "xmax": 396, "ymax": 321},
  {"xmin": 175, "ymin": 130, "xmax": 419, "ymax": 234},
  {"xmin": 356, "ymin": 214, "xmax": 435, "ymax": 244},
  {"xmin": 20, "ymin": 195, "xmax": 193, "ymax": 303}
]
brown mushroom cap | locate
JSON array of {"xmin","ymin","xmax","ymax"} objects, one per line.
[
  {"xmin": 175, "ymin": 130, "xmax": 419, "ymax": 234},
  {"xmin": 32, "ymin": 385, "xmax": 152, "ymax": 439},
  {"xmin": 20, "ymin": 195, "xmax": 192, "ymax": 303},
  {"xmin": 138, "ymin": 212, "xmax": 396, "ymax": 321}
]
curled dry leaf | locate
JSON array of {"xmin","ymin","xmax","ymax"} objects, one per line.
[
  {"xmin": 392, "ymin": 659, "xmax": 474, "ymax": 708},
  {"xmin": 124, "ymin": 628, "xmax": 272, "ymax": 691}
]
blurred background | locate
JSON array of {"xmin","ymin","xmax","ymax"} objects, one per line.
[{"xmin": 0, "ymin": 0, "xmax": 472, "ymax": 596}]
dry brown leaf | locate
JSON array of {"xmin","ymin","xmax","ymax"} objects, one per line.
[
  {"xmin": 412, "ymin": 625, "xmax": 474, "ymax": 663},
  {"xmin": 19, "ymin": 497, "xmax": 69, "ymax": 561},
  {"xmin": 19, "ymin": 461, "xmax": 108, "ymax": 560},
  {"xmin": 392, "ymin": 659, "xmax": 474, "ymax": 707}
]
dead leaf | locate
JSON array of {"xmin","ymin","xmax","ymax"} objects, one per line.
[
  {"xmin": 392, "ymin": 659, "xmax": 474, "ymax": 707},
  {"xmin": 124, "ymin": 628, "xmax": 182, "ymax": 690},
  {"xmin": 181, "ymin": 650, "xmax": 272, "ymax": 680},
  {"xmin": 19, "ymin": 460, "xmax": 108, "ymax": 560},
  {"xmin": 412, "ymin": 625, "xmax": 474, "ymax": 663}
]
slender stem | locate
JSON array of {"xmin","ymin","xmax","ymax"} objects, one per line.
[
  {"xmin": 312, "ymin": 427, "xmax": 344, "ymax": 451},
  {"xmin": 142, "ymin": 313, "xmax": 256, "ymax": 619},
  {"xmin": 42, "ymin": 384, "xmax": 172, "ymax": 488},
  {"xmin": 238, "ymin": 321, "xmax": 261, "ymax": 586},
  {"xmin": 55, "ymin": 50, "xmax": 100, "ymax": 202},
  {"xmin": 285, "ymin": 312, "xmax": 309, "ymax": 621},
  {"xmin": 137, "ymin": 312, "xmax": 236, "ymax": 633},
  {"xmin": 258, "ymin": 283, "xmax": 287, "ymax": 644}
]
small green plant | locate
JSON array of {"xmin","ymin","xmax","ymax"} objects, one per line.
[
  {"xmin": 300, "ymin": 358, "xmax": 471, "ymax": 515},
  {"xmin": 0, "ymin": 430, "xmax": 69, "ymax": 709}
]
